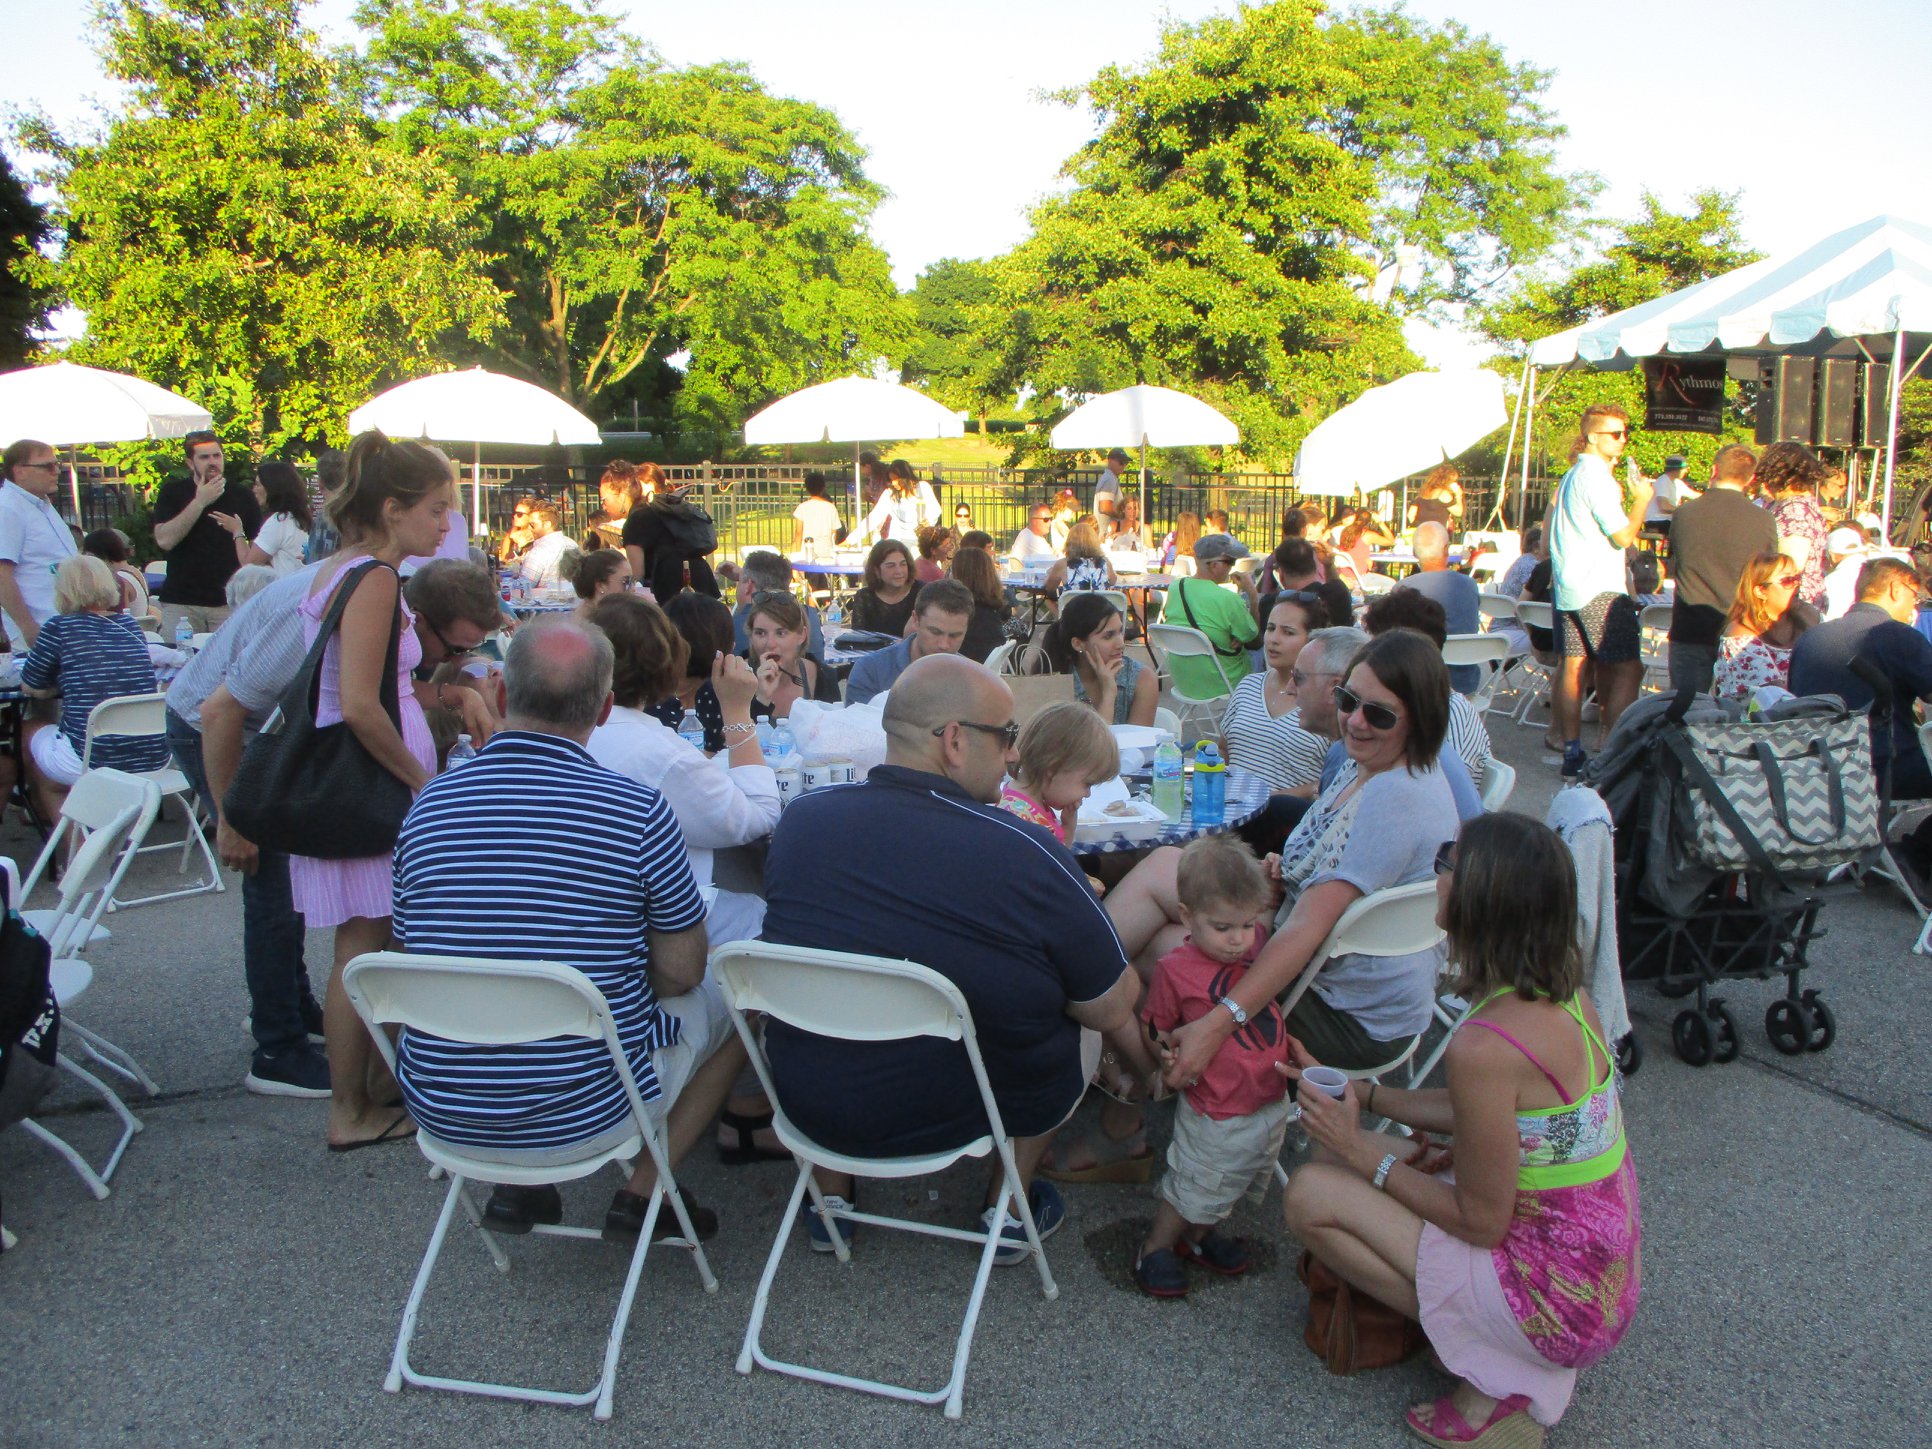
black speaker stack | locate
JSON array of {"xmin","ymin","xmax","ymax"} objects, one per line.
[{"xmin": 1754, "ymin": 357, "xmax": 1891, "ymax": 447}]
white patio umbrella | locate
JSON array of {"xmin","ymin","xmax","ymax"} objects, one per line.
[
  {"xmin": 742, "ymin": 376, "xmax": 964, "ymax": 521},
  {"xmin": 349, "ymin": 367, "xmax": 602, "ymax": 534},
  {"xmin": 1293, "ymin": 369, "xmax": 1508, "ymax": 498},
  {"xmin": 1049, "ymin": 384, "xmax": 1241, "ymax": 522},
  {"xmin": 0, "ymin": 361, "xmax": 213, "ymax": 518}
]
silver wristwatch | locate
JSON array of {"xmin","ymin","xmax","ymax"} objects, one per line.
[
  {"xmin": 1372, "ymin": 1152, "xmax": 1399, "ymax": 1191},
  {"xmin": 1217, "ymin": 995, "xmax": 1248, "ymax": 1026}
]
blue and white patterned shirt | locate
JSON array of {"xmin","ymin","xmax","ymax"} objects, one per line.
[
  {"xmin": 392, "ymin": 730, "xmax": 706, "ymax": 1149},
  {"xmin": 20, "ymin": 611, "xmax": 169, "ymax": 771}
]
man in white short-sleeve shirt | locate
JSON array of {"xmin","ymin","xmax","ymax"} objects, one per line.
[
  {"xmin": 1547, "ymin": 404, "xmax": 1651, "ymax": 778},
  {"xmin": 0, "ymin": 438, "xmax": 80, "ymax": 650},
  {"xmin": 1094, "ymin": 448, "xmax": 1128, "ymax": 521}
]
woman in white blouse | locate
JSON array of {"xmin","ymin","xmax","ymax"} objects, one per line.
[
  {"xmin": 234, "ymin": 462, "xmax": 313, "ymax": 574},
  {"xmin": 860, "ymin": 460, "xmax": 939, "ymax": 545},
  {"xmin": 584, "ymin": 593, "xmax": 779, "ymax": 945}
]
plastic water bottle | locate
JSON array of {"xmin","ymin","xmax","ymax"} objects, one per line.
[
  {"xmin": 1152, "ymin": 737, "xmax": 1184, "ymax": 821},
  {"xmin": 824, "ymin": 597, "xmax": 844, "ymax": 632},
  {"xmin": 767, "ymin": 719, "xmax": 797, "ymax": 762},
  {"xmin": 767, "ymin": 719, "xmax": 801, "ymax": 806},
  {"xmin": 174, "ymin": 617, "xmax": 194, "ymax": 651},
  {"xmin": 446, "ymin": 733, "xmax": 476, "ymax": 769},
  {"xmin": 676, "ymin": 709, "xmax": 706, "ymax": 752},
  {"xmin": 1191, "ymin": 740, "xmax": 1226, "ymax": 825}
]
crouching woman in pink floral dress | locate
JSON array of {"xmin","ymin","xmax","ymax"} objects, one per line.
[{"xmin": 1284, "ymin": 812, "xmax": 1640, "ymax": 1448}]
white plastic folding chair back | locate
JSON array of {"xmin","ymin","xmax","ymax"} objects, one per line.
[
  {"xmin": 981, "ymin": 640, "xmax": 1017, "ymax": 676},
  {"xmin": 1479, "ymin": 759, "xmax": 1517, "ymax": 813},
  {"xmin": 712, "ymin": 940, "xmax": 1058, "ymax": 1421},
  {"xmin": 1442, "ymin": 633, "xmax": 1512, "ymax": 712},
  {"xmin": 1058, "ymin": 587, "xmax": 1132, "ymax": 620},
  {"xmin": 341, "ymin": 951, "xmax": 718, "ymax": 1421},
  {"xmin": 1477, "ymin": 592, "xmax": 1519, "ymax": 624},
  {"xmin": 1153, "ymin": 705, "xmax": 1183, "ymax": 740},
  {"xmin": 1357, "ymin": 572, "xmax": 1397, "ymax": 596},
  {"xmin": 14, "ymin": 808, "xmax": 158, "ymax": 1199},
  {"xmin": 1148, "ymin": 622, "xmax": 1236, "ymax": 738},
  {"xmin": 81, "ymin": 692, "xmax": 224, "ymax": 908},
  {"xmin": 1273, "ymin": 881, "xmax": 1446, "ymax": 1185},
  {"xmin": 1508, "ymin": 601, "xmax": 1556, "ymax": 725},
  {"xmin": 19, "ymin": 769, "xmax": 161, "ymax": 948},
  {"xmin": 1638, "ymin": 603, "xmax": 1673, "ymax": 693}
]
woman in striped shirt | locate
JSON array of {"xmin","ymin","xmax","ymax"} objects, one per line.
[
  {"xmin": 20, "ymin": 554, "xmax": 169, "ymax": 820},
  {"xmin": 1220, "ymin": 591, "xmax": 1331, "ymax": 794}
]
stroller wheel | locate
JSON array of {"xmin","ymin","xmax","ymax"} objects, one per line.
[
  {"xmin": 1672, "ymin": 1009, "xmax": 1714, "ymax": 1067},
  {"xmin": 1707, "ymin": 1001, "xmax": 1740, "ymax": 1064},
  {"xmin": 1615, "ymin": 1032, "xmax": 1642, "ymax": 1076},
  {"xmin": 1800, "ymin": 990, "xmax": 1836, "ymax": 1052},
  {"xmin": 1655, "ymin": 977, "xmax": 1697, "ymax": 1000},
  {"xmin": 1764, "ymin": 998, "xmax": 1815, "ymax": 1056}
]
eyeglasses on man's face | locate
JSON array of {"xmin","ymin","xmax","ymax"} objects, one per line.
[{"xmin": 932, "ymin": 719, "xmax": 1020, "ymax": 750}]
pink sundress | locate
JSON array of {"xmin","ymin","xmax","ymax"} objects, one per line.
[{"xmin": 287, "ymin": 554, "xmax": 436, "ymax": 928}]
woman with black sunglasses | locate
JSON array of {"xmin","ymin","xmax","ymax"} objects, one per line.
[{"xmin": 1103, "ymin": 630, "xmax": 1458, "ymax": 1085}]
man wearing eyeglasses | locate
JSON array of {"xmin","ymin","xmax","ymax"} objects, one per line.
[
  {"xmin": 756, "ymin": 653, "xmax": 1138, "ymax": 1260},
  {"xmin": 0, "ymin": 437, "xmax": 79, "ymax": 650},
  {"xmin": 1011, "ymin": 504, "xmax": 1057, "ymax": 563},
  {"xmin": 1548, "ymin": 404, "xmax": 1652, "ymax": 779}
]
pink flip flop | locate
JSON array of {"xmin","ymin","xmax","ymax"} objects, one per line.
[{"xmin": 1403, "ymin": 1393, "xmax": 1543, "ymax": 1448}]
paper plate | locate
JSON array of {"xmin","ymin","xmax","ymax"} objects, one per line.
[{"xmin": 1109, "ymin": 724, "xmax": 1167, "ymax": 751}]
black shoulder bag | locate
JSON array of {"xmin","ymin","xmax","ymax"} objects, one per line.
[{"xmin": 222, "ymin": 560, "xmax": 414, "ymax": 859}]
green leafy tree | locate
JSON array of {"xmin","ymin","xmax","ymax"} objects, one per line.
[
  {"xmin": 1478, "ymin": 189, "xmax": 1764, "ymax": 483},
  {"xmin": 901, "ymin": 258, "xmax": 998, "ymax": 416},
  {"xmin": 16, "ymin": 0, "xmax": 503, "ymax": 463},
  {"xmin": 0, "ymin": 153, "xmax": 53, "ymax": 369},
  {"xmin": 975, "ymin": 0, "xmax": 1590, "ymax": 466},
  {"xmin": 355, "ymin": 0, "xmax": 909, "ymax": 451}
]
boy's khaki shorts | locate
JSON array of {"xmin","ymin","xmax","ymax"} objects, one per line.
[{"xmin": 1159, "ymin": 1093, "xmax": 1293, "ymax": 1225}]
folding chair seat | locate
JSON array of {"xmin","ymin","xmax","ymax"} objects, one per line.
[
  {"xmin": 713, "ymin": 940, "xmax": 1059, "ymax": 1421},
  {"xmin": 1271, "ymin": 881, "xmax": 1445, "ymax": 1184},
  {"xmin": 80, "ymin": 692, "xmax": 224, "ymax": 909},
  {"xmin": 342, "ymin": 951, "xmax": 717, "ymax": 1421},
  {"xmin": 1478, "ymin": 759, "xmax": 1516, "ymax": 813},
  {"xmin": 11, "ymin": 798, "xmax": 160, "ymax": 1199}
]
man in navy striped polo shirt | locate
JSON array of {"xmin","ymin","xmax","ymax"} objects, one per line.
[
  {"xmin": 393, "ymin": 618, "xmax": 744, "ymax": 1242},
  {"xmin": 759, "ymin": 653, "xmax": 1138, "ymax": 1259}
]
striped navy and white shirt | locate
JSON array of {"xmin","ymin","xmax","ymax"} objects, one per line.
[
  {"xmin": 392, "ymin": 730, "xmax": 706, "ymax": 1150},
  {"xmin": 1219, "ymin": 675, "xmax": 1328, "ymax": 791},
  {"xmin": 20, "ymin": 611, "xmax": 169, "ymax": 772}
]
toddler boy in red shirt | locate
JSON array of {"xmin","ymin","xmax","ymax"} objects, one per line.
[{"xmin": 1123, "ymin": 835, "xmax": 1292, "ymax": 1297}]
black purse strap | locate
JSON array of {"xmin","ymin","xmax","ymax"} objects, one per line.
[
  {"xmin": 1176, "ymin": 578, "xmax": 1245, "ymax": 658},
  {"xmin": 275, "ymin": 560, "xmax": 403, "ymax": 732}
]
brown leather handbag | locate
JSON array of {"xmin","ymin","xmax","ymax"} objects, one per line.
[{"xmin": 1297, "ymin": 1250, "xmax": 1427, "ymax": 1375}]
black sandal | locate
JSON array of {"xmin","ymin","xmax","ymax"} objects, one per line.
[{"xmin": 717, "ymin": 1108, "xmax": 792, "ymax": 1165}]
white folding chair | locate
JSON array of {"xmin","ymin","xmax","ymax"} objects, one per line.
[
  {"xmin": 1477, "ymin": 591, "xmax": 1518, "ymax": 626},
  {"xmin": 18, "ymin": 768, "xmax": 164, "ymax": 949},
  {"xmin": 81, "ymin": 692, "xmax": 225, "ymax": 908},
  {"xmin": 1271, "ymin": 882, "xmax": 1446, "ymax": 1184},
  {"xmin": 13, "ymin": 804, "xmax": 161, "ymax": 1200},
  {"xmin": 713, "ymin": 940, "xmax": 1059, "ymax": 1421},
  {"xmin": 1057, "ymin": 587, "xmax": 1133, "ymax": 619},
  {"xmin": 1147, "ymin": 623, "xmax": 1237, "ymax": 739},
  {"xmin": 1153, "ymin": 705, "xmax": 1184, "ymax": 740},
  {"xmin": 341, "ymin": 951, "xmax": 717, "ymax": 1421},
  {"xmin": 1507, "ymin": 601, "xmax": 1556, "ymax": 727},
  {"xmin": 1442, "ymin": 633, "xmax": 1512, "ymax": 714},
  {"xmin": 981, "ymin": 640, "xmax": 1018, "ymax": 676},
  {"xmin": 1478, "ymin": 759, "xmax": 1517, "ymax": 813},
  {"xmin": 1911, "ymin": 723, "xmax": 1932, "ymax": 955},
  {"xmin": 1638, "ymin": 603, "xmax": 1673, "ymax": 694},
  {"xmin": 1357, "ymin": 572, "xmax": 1397, "ymax": 597}
]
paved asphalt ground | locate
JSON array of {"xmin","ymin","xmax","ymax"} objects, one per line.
[{"xmin": 4, "ymin": 718, "xmax": 1929, "ymax": 1448}]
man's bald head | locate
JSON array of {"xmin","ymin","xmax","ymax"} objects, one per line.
[
  {"xmin": 1414, "ymin": 521, "xmax": 1450, "ymax": 566},
  {"xmin": 504, "ymin": 617, "xmax": 614, "ymax": 736},
  {"xmin": 882, "ymin": 654, "xmax": 1015, "ymax": 798}
]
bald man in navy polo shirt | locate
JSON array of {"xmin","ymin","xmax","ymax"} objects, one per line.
[{"xmin": 758, "ymin": 654, "xmax": 1139, "ymax": 1258}]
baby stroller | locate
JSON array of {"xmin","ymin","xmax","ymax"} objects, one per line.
[{"xmin": 1586, "ymin": 689, "xmax": 1879, "ymax": 1067}]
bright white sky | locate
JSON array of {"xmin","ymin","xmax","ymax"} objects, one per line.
[{"xmin": 6, "ymin": 0, "xmax": 1930, "ymax": 368}]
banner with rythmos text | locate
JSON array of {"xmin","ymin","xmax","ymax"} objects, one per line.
[{"xmin": 1642, "ymin": 356, "xmax": 1727, "ymax": 434}]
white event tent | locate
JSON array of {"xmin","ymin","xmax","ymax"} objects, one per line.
[{"xmin": 1500, "ymin": 215, "xmax": 1932, "ymax": 533}]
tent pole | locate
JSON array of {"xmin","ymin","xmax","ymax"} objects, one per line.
[
  {"xmin": 1882, "ymin": 330, "xmax": 1904, "ymax": 540},
  {"xmin": 68, "ymin": 444, "xmax": 82, "ymax": 525},
  {"xmin": 1490, "ymin": 356, "xmax": 1530, "ymax": 529},
  {"xmin": 1139, "ymin": 437, "xmax": 1148, "ymax": 539},
  {"xmin": 1520, "ymin": 366, "xmax": 1538, "ymax": 520},
  {"xmin": 852, "ymin": 441, "xmax": 862, "ymax": 536}
]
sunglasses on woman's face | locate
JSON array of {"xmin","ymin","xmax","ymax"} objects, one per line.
[
  {"xmin": 1333, "ymin": 684, "xmax": 1401, "ymax": 731},
  {"xmin": 1434, "ymin": 840, "xmax": 1457, "ymax": 876},
  {"xmin": 1770, "ymin": 574, "xmax": 1800, "ymax": 588}
]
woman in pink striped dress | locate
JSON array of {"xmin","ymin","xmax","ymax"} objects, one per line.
[{"xmin": 296, "ymin": 431, "xmax": 451, "ymax": 1151}]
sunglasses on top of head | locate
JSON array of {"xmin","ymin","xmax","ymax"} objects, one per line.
[{"xmin": 1333, "ymin": 684, "xmax": 1401, "ymax": 732}]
